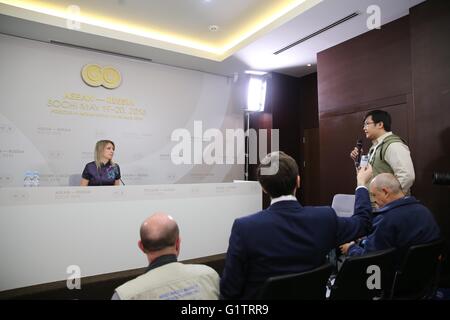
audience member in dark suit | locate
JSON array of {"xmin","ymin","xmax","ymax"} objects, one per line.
[
  {"xmin": 220, "ymin": 151, "xmax": 373, "ymax": 299},
  {"xmin": 340, "ymin": 172, "xmax": 441, "ymax": 264}
]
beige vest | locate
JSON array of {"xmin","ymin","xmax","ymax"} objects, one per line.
[
  {"xmin": 115, "ymin": 262, "xmax": 220, "ymax": 300},
  {"xmin": 369, "ymin": 133, "xmax": 405, "ymax": 178},
  {"xmin": 367, "ymin": 133, "xmax": 410, "ymax": 206}
]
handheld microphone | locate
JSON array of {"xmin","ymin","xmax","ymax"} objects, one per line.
[{"xmin": 355, "ymin": 139, "xmax": 363, "ymax": 168}]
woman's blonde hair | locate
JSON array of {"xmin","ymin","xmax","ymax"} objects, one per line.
[{"xmin": 94, "ymin": 140, "xmax": 115, "ymax": 168}]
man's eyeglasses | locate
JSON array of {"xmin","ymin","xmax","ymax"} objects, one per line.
[{"xmin": 363, "ymin": 121, "xmax": 376, "ymax": 128}]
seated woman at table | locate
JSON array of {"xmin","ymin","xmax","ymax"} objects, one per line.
[{"xmin": 80, "ymin": 140, "xmax": 121, "ymax": 186}]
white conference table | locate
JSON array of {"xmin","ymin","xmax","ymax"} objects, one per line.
[{"xmin": 0, "ymin": 181, "xmax": 261, "ymax": 291}]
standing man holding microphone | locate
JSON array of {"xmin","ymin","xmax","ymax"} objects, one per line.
[{"xmin": 350, "ymin": 110, "xmax": 415, "ymax": 195}]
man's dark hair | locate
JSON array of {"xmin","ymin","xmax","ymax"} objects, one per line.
[
  {"xmin": 364, "ymin": 110, "xmax": 392, "ymax": 131},
  {"xmin": 257, "ymin": 151, "xmax": 299, "ymax": 198},
  {"xmin": 140, "ymin": 221, "xmax": 179, "ymax": 252}
]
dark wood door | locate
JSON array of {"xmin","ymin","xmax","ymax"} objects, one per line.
[{"xmin": 302, "ymin": 128, "xmax": 320, "ymax": 205}]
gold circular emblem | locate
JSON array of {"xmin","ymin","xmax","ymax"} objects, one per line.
[
  {"xmin": 102, "ymin": 66, "xmax": 122, "ymax": 89},
  {"xmin": 81, "ymin": 64, "xmax": 103, "ymax": 87},
  {"xmin": 81, "ymin": 64, "xmax": 121, "ymax": 89}
]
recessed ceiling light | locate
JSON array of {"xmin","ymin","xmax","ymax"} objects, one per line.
[{"xmin": 209, "ymin": 25, "xmax": 219, "ymax": 32}]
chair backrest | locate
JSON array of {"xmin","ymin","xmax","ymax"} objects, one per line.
[
  {"xmin": 329, "ymin": 248, "xmax": 397, "ymax": 300},
  {"xmin": 331, "ymin": 194, "xmax": 355, "ymax": 217},
  {"xmin": 390, "ymin": 238, "xmax": 445, "ymax": 299},
  {"xmin": 259, "ymin": 263, "xmax": 333, "ymax": 300},
  {"xmin": 68, "ymin": 174, "xmax": 82, "ymax": 186}
]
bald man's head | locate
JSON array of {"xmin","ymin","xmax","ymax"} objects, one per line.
[
  {"xmin": 140, "ymin": 213, "xmax": 179, "ymax": 253},
  {"xmin": 370, "ymin": 173, "xmax": 402, "ymax": 193},
  {"xmin": 369, "ymin": 173, "xmax": 405, "ymax": 208}
]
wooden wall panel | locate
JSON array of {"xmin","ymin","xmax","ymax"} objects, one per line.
[
  {"xmin": 410, "ymin": 0, "xmax": 450, "ymax": 240},
  {"xmin": 319, "ymin": 103, "xmax": 410, "ymax": 204},
  {"xmin": 299, "ymin": 73, "xmax": 319, "ymax": 129},
  {"xmin": 317, "ymin": 0, "xmax": 450, "ymax": 279},
  {"xmin": 317, "ymin": 16, "xmax": 413, "ymax": 205},
  {"xmin": 318, "ymin": 17, "xmax": 412, "ymax": 116},
  {"xmin": 270, "ymin": 73, "xmax": 302, "ymax": 164},
  {"xmin": 248, "ymin": 72, "xmax": 320, "ymax": 207},
  {"xmin": 299, "ymin": 73, "xmax": 320, "ymax": 205},
  {"xmin": 302, "ymin": 128, "xmax": 320, "ymax": 205}
]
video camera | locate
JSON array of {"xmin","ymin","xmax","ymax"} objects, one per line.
[{"xmin": 432, "ymin": 172, "xmax": 450, "ymax": 186}]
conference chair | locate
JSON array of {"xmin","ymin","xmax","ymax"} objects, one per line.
[
  {"xmin": 328, "ymin": 248, "xmax": 397, "ymax": 300},
  {"xmin": 331, "ymin": 194, "xmax": 355, "ymax": 218},
  {"xmin": 68, "ymin": 174, "xmax": 82, "ymax": 186},
  {"xmin": 390, "ymin": 239, "xmax": 446, "ymax": 300},
  {"xmin": 330, "ymin": 194, "xmax": 356, "ymax": 269},
  {"xmin": 258, "ymin": 263, "xmax": 333, "ymax": 300}
]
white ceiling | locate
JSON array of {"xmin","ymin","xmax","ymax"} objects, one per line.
[{"xmin": 0, "ymin": 0, "xmax": 425, "ymax": 78}]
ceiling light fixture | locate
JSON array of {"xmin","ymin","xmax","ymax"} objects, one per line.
[
  {"xmin": 245, "ymin": 70, "xmax": 267, "ymax": 76},
  {"xmin": 208, "ymin": 25, "xmax": 219, "ymax": 32}
]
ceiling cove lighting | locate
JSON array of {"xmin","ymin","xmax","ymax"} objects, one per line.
[
  {"xmin": 222, "ymin": 0, "xmax": 314, "ymax": 52},
  {"xmin": 0, "ymin": 0, "xmax": 322, "ymax": 60},
  {"xmin": 0, "ymin": 0, "xmax": 220, "ymax": 54}
]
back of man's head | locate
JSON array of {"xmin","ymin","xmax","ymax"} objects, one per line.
[
  {"xmin": 140, "ymin": 213, "xmax": 179, "ymax": 253},
  {"xmin": 364, "ymin": 110, "xmax": 392, "ymax": 131},
  {"xmin": 257, "ymin": 151, "xmax": 299, "ymax": 198},
  {"xmin": 369, "ymin": 173, "xmax": 405, "ymax": 208},
  {"xmin": 371, "ymin": 173, "xmax": 402, "ymax": 194}
]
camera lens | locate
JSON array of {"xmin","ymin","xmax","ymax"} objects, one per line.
[{"xmin": 432, "ymin": 172, "xmax": 450, "ymax": 186}]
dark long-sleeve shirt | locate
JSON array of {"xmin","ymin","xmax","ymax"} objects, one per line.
[{"xmin": 81, "ymin": 161, "xmax": 121, "ymax": 186}]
